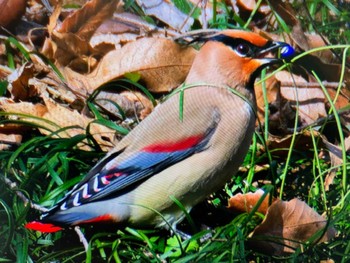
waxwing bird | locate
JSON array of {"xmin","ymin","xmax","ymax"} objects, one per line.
[{"xmin": 25, "ymin": 30, "xmax": 294, "ymax": 233}]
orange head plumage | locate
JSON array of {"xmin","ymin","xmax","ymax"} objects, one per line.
[{"xmin": 185, "ymin": 30, "xmax": 293, "ymax": 93}]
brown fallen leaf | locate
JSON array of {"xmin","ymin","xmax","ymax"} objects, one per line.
[
  {"xmin": 64, "ymin": 37, "xmax": 196, "ymax": 93},
  {"xmin": 90, "ymin": 12, "xmax": 142, "ymax": 52},
  {"xmin": 0, "ymin": 64, "xmax": 13, "ymax": 79},
  {"xmin": 322, "ymin": 134, "xmax": 350, "ymax": 190},
  {"xmin": 276, "ymin": 71, "xmax": 327, "ymax": 126},
  {"xmin": 0, "ymin": 0, "xmax": 26, "ymax": 28},
  {"xmin": 236, "ymin": 0, "xmax": 270, "ymax": 15},
  {"xmin": 0, "ymin": 133, "xmax": 22, "ymax": 150},
  {"xmin": 326, "ymin": 84, "xmax": 350, "ymax": 110},
  {"xmin": 307, "ymin": 34, "xmax": 334, "ymax": 64},
  {"xmin": 255, "ymin": 74, "xmax": 279, "ymax": 125},
  {"xmin": 267, "ymin": 1, "xmax": 311, "ymax": 52},
  {"xmin": 41, "ymin": 97, "xmax": 116, "ymax": 150},
  {"xmin": 0, "ymin": 97, "xmax": 116, "ymax": 151},
  {"xmin": 136, "ymin": 0, "xmax": 193, "ymax": 31},
  {"xmin": 56, "ymin": 0, "xmax": 122, "ymax": 41},
  {"xmin": 42, "ymin": 0, "xmax": 122, "ymax": 71},
  {"xmin": 255, "ymin": 69, "xmax": 348, "ymax": 134},
  {"xmin": 227, "ymin": 189, "xmax": 276, "ymax": 215},
  {"xmin": 249, "ymin": 198, "xmax": 337, "ymax": 255},
  {"xmin": 267, "ymin": 129, "xmax": 324, "ymax": 158},
  {"xmin": 8, "ymin": 63, "xmax": 37, "ymax": 100},
  {"xmin": 95, "ymin": 90, "xmax": 154, "ymax": 120},
  {"xmin": 255, "ymin": 73, "xmax": 299, "ymax": 134},
  {"xmin": 0, "ymin": 97, "xmax": 48, "ymax": 117}
]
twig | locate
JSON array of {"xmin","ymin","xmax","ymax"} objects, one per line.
[
  {"xmin": 280, "ymin": 81, "xmax": 345, "ymax": 88},
  {"xmin": 74, "ymin": 226, "xmax": 89, "ymax": 251},
  {"xmin": 2, "ymin": 176, "xmax": 49, "ymax": 212}
]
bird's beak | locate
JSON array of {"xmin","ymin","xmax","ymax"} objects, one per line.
[{"xmin": 247, "ymin": 41, "xmax": 294, "ymax": 87}]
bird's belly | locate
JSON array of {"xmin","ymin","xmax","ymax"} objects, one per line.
[
  {"xmin": 127, "ymin": 139, "xmax": 252, "ymax": 227},
  {"xmin": 127, "ymin": 101, "xmax": 255, "ymax": 227}
]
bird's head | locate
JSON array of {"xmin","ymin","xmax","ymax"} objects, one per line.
[{"xmin": 185, "ymin": 30, "xmax": 294, "ymax": 92}]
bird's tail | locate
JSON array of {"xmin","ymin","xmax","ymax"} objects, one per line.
[{"xmin": 25, "ymin": 221, "xmax": 63, "ymax": 233}]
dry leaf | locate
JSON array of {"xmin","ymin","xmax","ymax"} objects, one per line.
[
  {"xmin": 326, "ymin": 85, "xmax": 350, "ymax": 110},
  {"xmin": 56, "ymin": 0, "xmax": 122, "ymax": 41},
  {"xmin": 307, "ymin": 34, "xmax": 334, "ymax": 63},
  {"xmin": 236, "ymin": 0, "xmax": 270, "ymax": 14},
  {"xmin": 0, "ymin": 133, "xmax": 22, "ymax": 150},
  {"xmin": 267, "ymin": 130, "xmax": 324, "ymax": 158},
  {"xmin": 269, "ymin": 1, "xmax": 309, "ymax": 50},
  {"xmin": 227, "ymin": 189, "xmax": 276, "ymax": 214},
  {"xmin": 249, "ymin": 198, "xmax": 337, "ymax": 255},
  {"xmin": 64, "ymin": 37, "xmax": 196, "ymax": 93},
  {"xmin": 276, "ymin": 71, "xmax": 327, "ymax": 126},
  {"xmin": 255, "ymin": 70, "xmax": 345, "ymax": 134},
  {"xmin": 136, "ymin": 0, "xmax": 193, "ymax": 31},
  {"xmin": 91, "ymin": 12, "xmax": 142, "ymax": 51},
  {"xmin": 95, "ymin": 90, "xmax": 154, "ymax": 120},
  {"xmin": 255, "ymin": 75, "xmax": 279, "ymax": 123},
  {"xmin": 0, "ymin": 64, "xmax": 13, "ymax": 79},
  {"xmin": 43, "ymin": 0, "xmax": 121, "ymax": 70},
  {"xmin": 8, "ymin": 63, "xmax": 37, "ymax": 100},
  {"xmin": 0, "ymin": 0, "xmax": 26, "ymax": 28},
  {"xmin": 41, "ymin": 97, "xmax": 115, "ymax": 150},
  {"xmin": 0, "ymin": 99, "xmax": 47, "ymax": 117},
  {"xmin": 322, "ymin": 134, "xmax": 350, "ymax": 190},
  {"xmin": 0, "ymin": 97, "xmax": 116, "ymax": 151},
  {"xmin": 255, "ymin": 74, "xmax": 297, "ymax": 134}
]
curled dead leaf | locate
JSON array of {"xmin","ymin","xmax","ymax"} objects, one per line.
[
  {"xmin": 227, "ymin": 189, "xmax": 276, "ymax": 215},
  {"xmin": 249, "ymin": 198, "xmax": 336, "ymax": 255},
  {"xmin": 306, "ymin": 34, "xmax": 334, "ymax": 63},
  {"xmin": 56, "ymin": 0, "xmax": 122, "ymax": 40},
  {"xmin": 43, "ymin": 0, "xmax": 122, "ymax": 70},
  {"xmin": 268, "ymin": 1, "xmax": 309, "ymax": 51},
  {"xmin": 8, "ymin": 63, "xmax": 37, "ymax": 100}
]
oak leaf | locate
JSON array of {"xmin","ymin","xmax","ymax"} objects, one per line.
[{"xmin": 249, "ymin": 198, "xmax": 336, "ymax": 255}]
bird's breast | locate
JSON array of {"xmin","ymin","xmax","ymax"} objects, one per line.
[{"xmin": 123, "ymin": 86, "xmax": 256, "ymax": 226}]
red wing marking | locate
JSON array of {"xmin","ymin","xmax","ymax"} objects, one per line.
[
  {"xmin": 104, "ymin": 172, "xmax": 123, "ymax": 180},
  {"xmin": 25, "ymin": 221, "xmax": 63, "ymax": 233},
  {"xmin": 142, "ymin": 135, "xmax": 204, "ymax": 153},
  {"xmin": 79, "ymin": 214, "xmax": 114, "ymax": 224}
]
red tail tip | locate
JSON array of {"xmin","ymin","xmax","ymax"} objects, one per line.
[{"xmin": 25, "ymin": 221, "xmax": 63, "ymax": 233}]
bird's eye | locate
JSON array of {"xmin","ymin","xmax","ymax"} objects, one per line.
[{"xmin": 236, "ymin": 43, "xmax": 251, "ymax": 56}]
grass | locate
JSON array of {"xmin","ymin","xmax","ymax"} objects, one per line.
[{"xmin": 1, "ymin": 0, "xmax": 350, "ymax": 262}]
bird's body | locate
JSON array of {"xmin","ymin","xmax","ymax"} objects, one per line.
[{"xmin": 25, "ymin": 30, "xmax": 293, "ymax": 232}]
